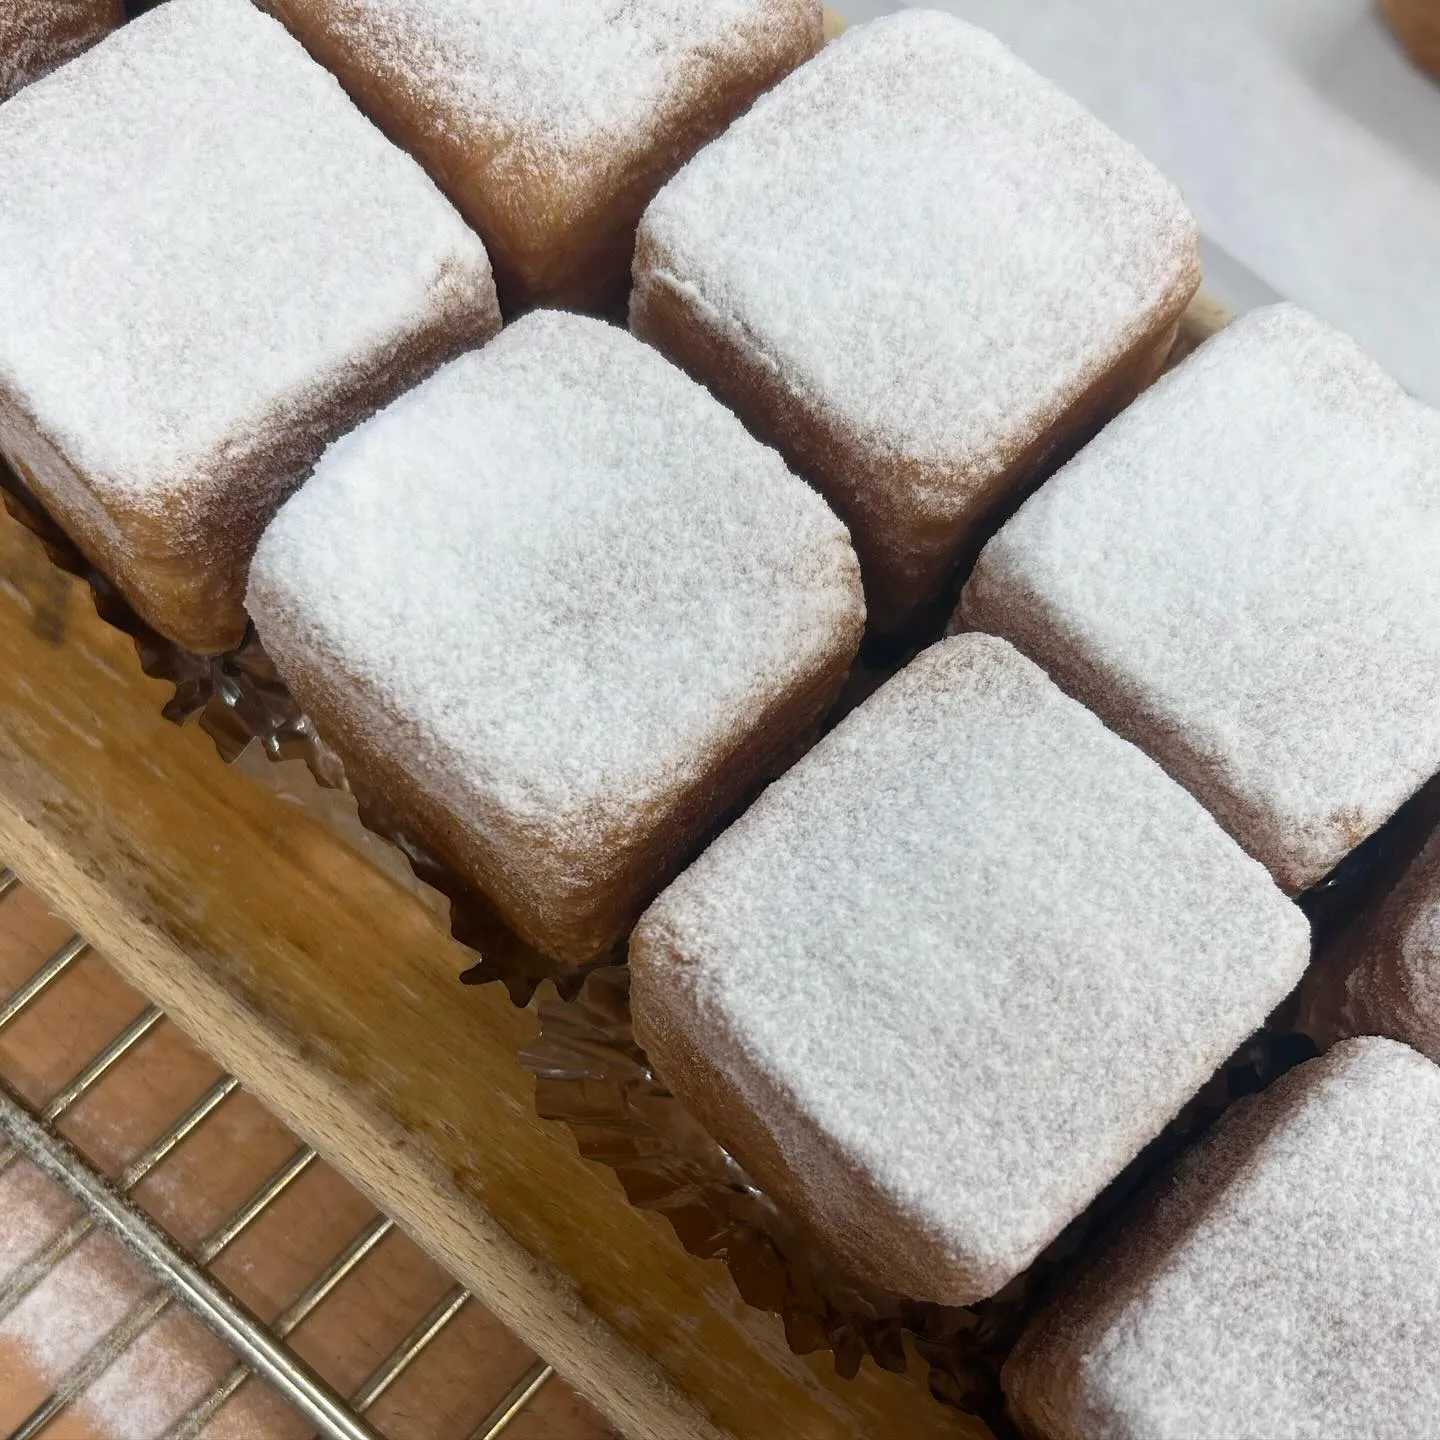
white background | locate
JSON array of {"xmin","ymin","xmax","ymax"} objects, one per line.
[{"xmin": 838, "ymin": 0, "xmax": 1440, "ymax": 403}]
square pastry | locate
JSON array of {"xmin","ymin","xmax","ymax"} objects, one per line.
[
  {"xmin": 269, "ymin": 0, "xmax": 822, "ymax": 312},
  {"xmin": 963, "ymin": 303, "xmax": 1440, "ymax": 894},
  {"xmin": 248, "ymin": 312, "xmax": 865, "ymax": 964},
  {"xmin": 0, "ymin": 0, "xmax": 499, "ymax": 654},
  {"xmin": 2, "ymin": 0, "xmax": 122, "ymax": 100},
  {"xmin": 632, "ymin": 11, "xmax": 1199, "ymax": 631},
  {"xmin": 1004, "ymin": 1038, "xmax": 1440, "ymax": 1440},
  {"xmin": 630, "ymin": 634, "xmax": 1308, "ymax": 1306}
]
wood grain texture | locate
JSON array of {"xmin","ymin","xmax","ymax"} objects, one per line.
[{"xmin": 0, "ymin": 500, "xmax": 986, "ymax": 1440}]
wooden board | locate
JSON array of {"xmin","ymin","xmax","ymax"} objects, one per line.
[{"xmin": 0, "ymin": 506, "xmax": 996, "ymax": 1440}]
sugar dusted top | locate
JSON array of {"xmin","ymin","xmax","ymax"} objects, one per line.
[
  {"xmin": 635, "ymin": 634, "xmax": 1307, "ymax": 1298},
  {"xmin": 965, "ymin": 303, "xmax": 1440, "ymax": 891},
  {"xmin": 637, "ymin": 10, "xmax": 1198, "ymax": 470},
  {"xmin": 248, "ymin": 311, "xmax": 862, "ymax": 852},
  {"xmin": 1007, "ymin": 1038, "xmax": 1440, "ymax": 1440},
  {"xmin": 291, "ymin": 0, "xmax": 817, "ymax": 188},
  {"xmin": 0, "ymin": 0, "xmax": 492, "ymax": 503}
]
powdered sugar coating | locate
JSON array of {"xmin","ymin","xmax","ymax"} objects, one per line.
[
  {"xmin": 1004, "ymin": 1038, "xmax": 1440, "ymax": 1440},
  {"xmin": 249, "ymin": 311, "xmax": 864, "ymax": 957},
  {"xmin": 631, "ymin": 634, "xmax": 1308, "ymax": 1306},
  {"xmin": 0, "ymin": 1161, "xmax": 76, "ymax": 1285},
  {"xmin": 963, "ymin": 303, "xmax": 1440, "ymax": 894},
  {"xmin": 279, "ymin": 0, "xmax": 818, "ymax": 189},
  {"xmin": 635, "ymin": 10, "xmax": 1198, "ymax": 470},
  {"xmin": 3, "ymin": 1230, "xmax": 150, "ymax": 1379},
  {"xmin": 0, "ymin": 0, "xmax": 495, "ymax": 503},
  {"xmin": 0, "ymin": 0, "xmax": 118, "ymax": 101}
]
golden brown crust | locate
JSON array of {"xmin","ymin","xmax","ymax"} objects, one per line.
[
  {"xmin": 631, "ymin": 232, "xmax": 1195, "ymax": 632},
  {"xmin": 0, "ymin": 296, "xmax": 498, "ymax": 656},
  {"xmin": 1383, "ymin": 0, "xmax": 1440, "ymax": 77},
  {"xmin": 275, "ymin": 619, "xmax": 860, "ymax": 963},
  {"xmin": 268, "ymin": 0, "xmax": 824, "ymax": 314},
  {"xmin": 0, "ymin": 0, "xmax": 123, "ymax": 101}
]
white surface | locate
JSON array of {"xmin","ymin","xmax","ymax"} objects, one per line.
[
  {"xmin": 633, "ymin": 634, "xmax": 1308, "ymax": 1306},
  {"xmin": 841, "ymin": 0, "xmax": 1440, "ymax": 404},
  {"xmin": 964, "ymin": 304, "xmax": 1440, "ymax": 893}
]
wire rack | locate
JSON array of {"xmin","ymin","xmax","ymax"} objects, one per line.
[{"xmin": 0, "ymin": 865, "xmax": 555, "ymax": 1440}]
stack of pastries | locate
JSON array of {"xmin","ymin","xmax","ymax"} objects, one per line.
[
  {"xmin": 5, "ymin": 3, "xmax": 1440, "ymax": 1434},
  {"xmin": 1383, "ymin": 0, "xmax": 1440, "ymax": 78}
]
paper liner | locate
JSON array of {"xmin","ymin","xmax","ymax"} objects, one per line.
[{"xmin": 2, "ymin": 453, "xmax": 1426, "ymax": 1429}]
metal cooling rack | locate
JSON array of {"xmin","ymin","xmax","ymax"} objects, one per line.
[{"xmin": 0, "ymin": 865, "xmax": 554, "ymax": 1440}]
